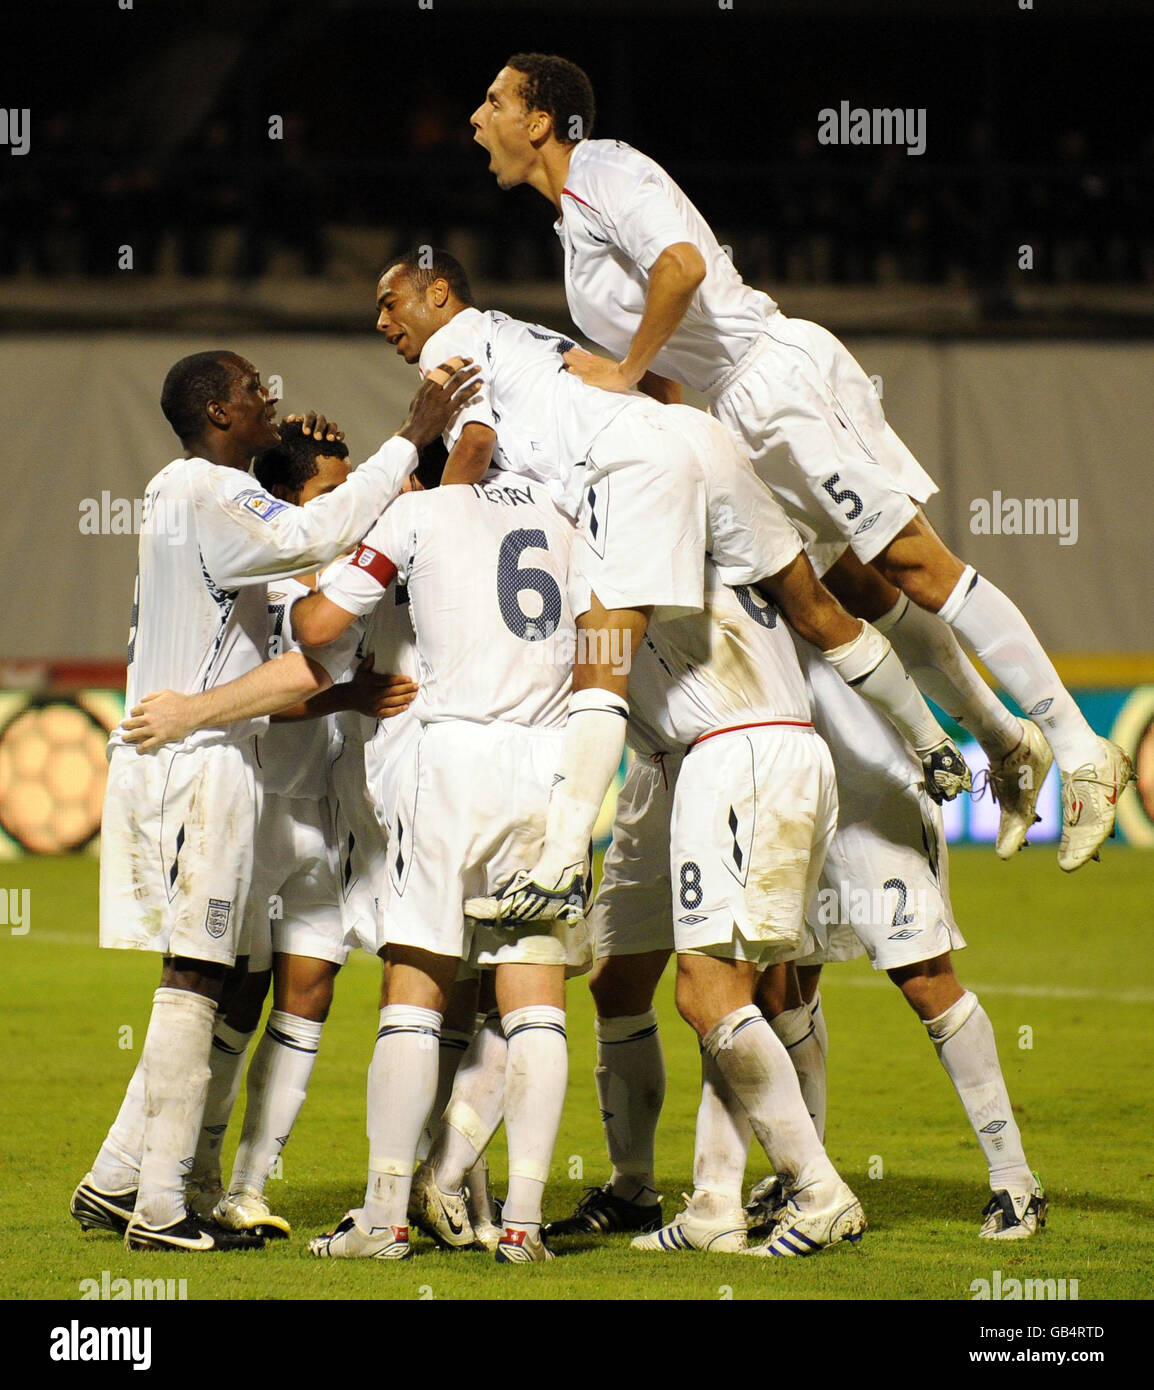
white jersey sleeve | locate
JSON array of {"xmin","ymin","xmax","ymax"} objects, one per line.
[
  {"xmin": 418, "ymin": 312, "xmax": 498, "ymax": 452},
  {"xmin": 558, "ymin": 140, "xmax": 779, "ymax": 395},
  {"xmin": 609, "ymin": 166, "xmax": 700, "ymax": 274},
  {"xmin": 260, "ymin": 577, "xmax": 334, "ymax": 799},
  {"xmin": 197, "ymin": 437, "xmax": 418, "ymax": 589}
]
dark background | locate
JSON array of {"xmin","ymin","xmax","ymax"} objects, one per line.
[{"xmin": 4, "ymin": 0, "xmax": 1151, "ymax": 310}]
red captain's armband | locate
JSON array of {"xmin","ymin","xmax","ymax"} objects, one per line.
[{"xmin": 352, "ymin": 545, "xmax": 397, "ymax": 589}]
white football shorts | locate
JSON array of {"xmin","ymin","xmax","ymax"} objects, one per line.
[
  {"xmin": 672, "ymin": 723, "xmax": 837, "ymax": 966},
  {"xmin": 100, "ymin": 740, "xmax": 258, "ymax": 967},
  {"xmin": 711, "ymin": 315, "xmax": 937, "ymax": 573},
  {"xmin": 797, "ymin": 643, "xmax": 965, "ymax": 972},
  {"xmin": 590, "ymin": 752, "xmax": 678, "ymax": 959},
  {"xmin": 329, "ymin": 730, "xmax": 386, "ymax": 954},
  {"xmin": 569, "ymin": 401, "xmax": 804, "ymax": 621},
  {"xmin": 237, "ymin": 791, "xmax": 347, "ymax": 971},
  {"xmin": 371, "ymin": 720, "xmax": 592, "ymax": 972}
]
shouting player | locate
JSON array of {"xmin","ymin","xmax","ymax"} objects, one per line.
[{"xmin": 469, "ymin": 53, "xmax": 1134, "ymax": 871}]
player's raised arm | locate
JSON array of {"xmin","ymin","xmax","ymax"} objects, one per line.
[
  {"xmin": 120, "ymin": 651, "xmax": 334, "ymax": 753},
  {"xmin": 292, "ymin": 523, "xmax": 403, "ymax": 647},
  {"xmin": 564, "ymin": 242, "xmax": 705, "ymax": 394},
  {"xmin": 200, "ymin": 361, "xmax": 480, "ymax": 589},
  {"xmin": 443, "ymin": 421, "xmax": 497, "ymax": 485}
]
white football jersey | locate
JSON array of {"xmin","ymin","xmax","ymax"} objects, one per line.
[
  {"xmin": 419, "ymin": 306, "xmax": 637, "ymax": 518},
  {"xmin": 628, "ymin": 563, "xmax": 811, "ymax": 750},
  {"xmin": 320, "ymin": 473, "xmax": 575, "ymax": 728},
  {"xmin": 311, "ymin": 554, "xmax": 421, "ymax": 748},
  {"xmin": 111, "ymin": 439, "xmax": 418, "ymax": 752},
  {"xmin": 259, "ymin": 577, "xmax": 333, "ymax": 799},
  {"xmin": 556, "ymin": 139, "xmax": 779, "ymax": 396}
]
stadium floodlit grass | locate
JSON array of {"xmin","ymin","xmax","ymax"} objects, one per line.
[{"xmin": 3, "ymin": 848, "xmax": 1152, "ymax": 1302}]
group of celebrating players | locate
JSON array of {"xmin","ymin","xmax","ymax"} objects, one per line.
[{"xmin": 69, "ymin": 54, "xmax": 1133, "ymax": 1267}]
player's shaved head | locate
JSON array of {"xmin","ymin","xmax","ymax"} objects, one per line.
[
  {"xmin": 254, "ymin": 420, "xmax": 349, "ymax": 501},
  {"xmin": 506, "ymin": 53, "xmax": 595, "ymax": 145},
  {"xmin": 160, "ymin": 350, "xmax": 244, "ymax": 445},
  {"xmin": 380, "ymin": 248, "xmax": 474, "ymax": 307}
]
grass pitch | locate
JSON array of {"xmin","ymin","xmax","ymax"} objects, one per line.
[{"xmin": 2, "ymin": 848, "xmax": 1152, "ymax": 1302}]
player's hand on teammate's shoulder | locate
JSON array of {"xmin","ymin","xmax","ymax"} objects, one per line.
[
  {"xmin": 562, "ymin": 346, "xmax": 633, "ymax": 394},
  {"xmin": 284, "ymin": 411, "xmax": 345, "ymax": 443},
  {"xmin": 120, "ymin": 690, "xmax": 196, "ymax": 753},
  {"xmin": 346, "ymin": 655, "xmax": 418, "ymax": 720},
  {"xmin": 397, "ymin": 357, "xmax": 482, "ymax": 450}
]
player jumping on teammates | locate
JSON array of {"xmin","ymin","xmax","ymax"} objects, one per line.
[
  {"xmin": 361, "ymin": 250, "xmax": 969, "ymax": 927},
  {"xmin": 468, "ymin": 53, "xmax": 1134, "ymax": 872}
]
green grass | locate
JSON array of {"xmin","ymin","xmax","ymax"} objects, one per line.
[{"xmin": 2, "ymin": 849, "xmax": 1153, "ymax": 1301}]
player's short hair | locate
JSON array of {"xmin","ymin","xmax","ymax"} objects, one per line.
[
  {"xmin": 506, "ymin": 53, "xmax": 595, "ymax": 144},
  {"xmin": 160, "ymin": 350, "xmax": 241, "ymax": 445},
  {"xmin": 253, "ymin": 420, "xmax": 349, "ymax": 500},
  {"xmin": 414, "ymin": 437, "xmax": 449, "ymax": 491},
  {"xmin": 380, "ymin": 247, "xmax": 475, "ymax": 305}
]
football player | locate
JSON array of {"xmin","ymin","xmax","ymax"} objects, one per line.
[
  {"xmin": 69, "ymin": 351, "xmax": 476, "ymax": 1252},
  {"xmin": 469, "ymin": 53, "xmax": 1134, "ymax": 872}
]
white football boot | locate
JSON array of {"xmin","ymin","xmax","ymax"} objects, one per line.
[
  {"xmin": 214, "ymin": 1188, "xmax": 291, "ymax": 1239},
  {"xmin": 979, "ymin": 1175, "xmax": 1048, "ymax": 1240},
  {"xmin": 743, "ymin": 1183, "xmax": 865, "ymax": 1257},
  {"xmin": 408, "ymin": 1166, "xmax": 474, "ymax": 1250},
  {"xmin": 631, "ymin": 1193, "xmax": 748, "ymax": 1253},
  {"xmin": 988, "ymin": 721, "xmax": 1053, "ymax": 858},
  {"xmin": 1058, "ymin": 740, "xmax": 1135, "ymax": 872},
  {"xmin": 494, "ymin": 1226, "xmax": 555, "ymax": 1263},
  {"xmin": 308, "ymin": 1213, "xmax": 411, "ymax": 1260}
]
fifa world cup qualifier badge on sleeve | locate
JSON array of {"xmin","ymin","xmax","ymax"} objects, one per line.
[{"xmin": 205, "ymin": 898, "xmax": 232, "ymax": 939}]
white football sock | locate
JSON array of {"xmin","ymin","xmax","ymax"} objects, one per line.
[
  {"xmin": 191, "ymin": 1020, "xmax": 254, "ymax": 1188},
  {"xmin": 938, "ymin": 567, "xmax": 1099, "ymax": 772},
  {"xmin": 228, "ymin": 1011, "xmax": 322, "ymax": 1198},
  {"xmin": 769, "ymin": 1003, "xmax": 827, "ymax": 1144},
  {"xmin": 91, "ymin": 1056, "xmax": 147, "ymax": 1192},
  {"xmin": 875, "ymin": 593, "xmax": 1021, "ymax": 758},
  {"xmin": 690, "ymin": 1047, "xmax": 752, "ymax": 1218},
  {"xmin": 416, "ymin": 1026, "xmax": 472, "ymax": 1163},
  {"xmin": 703, "ymin": 1005, "xmax": 840, "ymax": 1210},
  {"xmin": 501, "ymin": 1005, "xmax": 568, "ymax": 1235},
  {"xmin": 361, "ymin": 1004, "xmax": 441, "ymax": 1232},
  {"xmin": 925, "ymin": 990, "xmax": 1033, "ymax": 1194},
  {"xmin": 809, "ymin": 989, "xmax": 829, "ymax": 1061},
  {"xmin": 594, "ymin": 1009, "xmax": 664, "ymax": 1204},
  {"xmin": 822, "ymin": 621, "xmax": 947, "ymax": 754},
  {"xmin": 134, "ymin": 988, "xmax": 217, "ymax": 1229},
  {"xmin": 430, "ymin": 1010, "xmax": 508, "ymax": 1192},
  {"xmin": 532, "ymin": 688, "xmax": 628, "ymax": 885},
  {"xmin": 464, "ymin": 1157, "xmax": 497, "ymax": 1228}
]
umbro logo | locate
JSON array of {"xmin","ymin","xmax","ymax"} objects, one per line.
[
  {"xmin": 854, "ymin": 511, "xmax": 882, "ymax": 535},
  {"xmin": 979, "ymin": 1120, "xmax": 1008, "ymax": 1134},
  {"xmin": 1028, "ymin": 699, "xmax": 1053, "ymax": 716},
  {"xmin": 679, "ymin": 914, "xmax": 706, "ymax": 925},
  {"xmin": 887, "ymin": 927, "xmax": 922, "ymax": 941}
]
